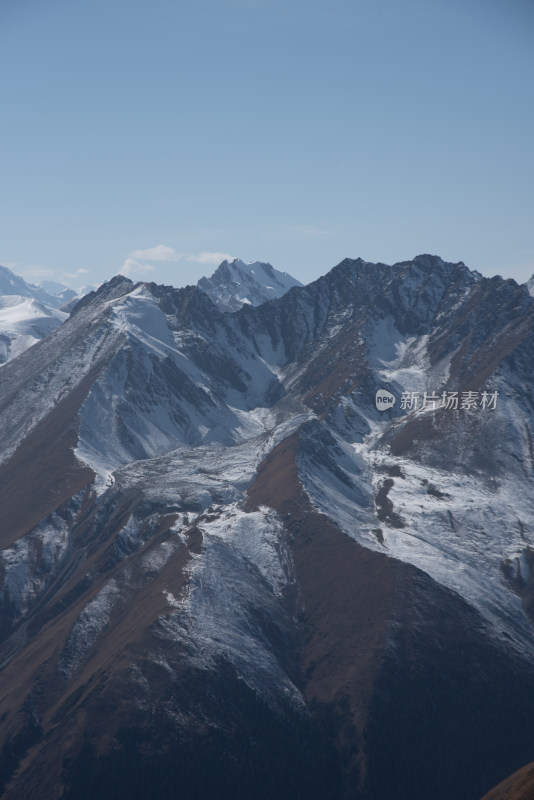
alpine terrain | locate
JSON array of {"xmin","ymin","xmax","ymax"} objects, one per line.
[{"xmin": 1, "ymin": 255, "xmax": 534, "ymax": 800}]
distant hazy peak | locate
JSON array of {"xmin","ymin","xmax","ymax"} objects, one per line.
[
  {"xmin": 0, "ymin": 264, "xmax": 63, "ymax": 309},
  {"xmin": 198, "ymin": 258, "xmax": 302, "ymax": 312},
  {"xmin": 39, "ymin": 279, "xmax": 71, "ymax": 295}
]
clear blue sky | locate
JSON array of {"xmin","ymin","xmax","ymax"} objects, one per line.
[{"xmin": 1, "ymin": 0, "xmax": 533, "ymax": 290}]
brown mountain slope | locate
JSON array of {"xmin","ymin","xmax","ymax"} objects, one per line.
[
  {"xmin": 480, "ymin": 762, "xmax": 534, "ymax": 800},
  {"xmin": 246, "ymin": 430, "xmax": 534, "ymax": 800},
  {"xmin": 246, "ymin": 431, "xmax": 404, "ymax": 789},
  {"xmin": 482, "ymin": 762, "xmax": 534, "ymax": 800}
]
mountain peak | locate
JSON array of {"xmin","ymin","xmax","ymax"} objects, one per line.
[
  {"xmin": 69, "ymin": 274, "xmax": 135, "ymax": 314},
  {"xmin": 395, "ymin": 253, "xmax": 483, "ymax": 281},
  {"xmin": 412, "ymin": 253, "xmax": 449, "ymax": 266},
  {"xmin": 198, "ymin": 257, "xmax": 302, "ymax": 312}
]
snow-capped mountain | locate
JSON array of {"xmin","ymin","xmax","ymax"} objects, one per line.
[
  {"xmin": 0, "ymin": 265, "xmax": 64, "ymax": 308},
  {"xmin": 527, "ymin": 274, "xmax": 534, "ymax": 297},
  {"xmin": 36, "ymin": 279, "xmax": 81, "ymax": 308},
  {"xmin": 0, "ymin": 266, "xmax": 70, "ymax": 364},
  {"xmin": 0, "ymin": 296, "xmax": 68, "ymax": 365},
  {"xmin": 38, "ymin": 279, "xmax": 75, "ymax": 300},
  {"xmin": 1, "ymin": 255, "xmax": 534, "ymax": 800},
  {"xmin": 197, "ymin": 257, "xmax": 302, "ymax": 311}
]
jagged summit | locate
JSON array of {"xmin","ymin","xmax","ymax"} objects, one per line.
[
  {"xmin": 397, "ymin": 253, "xmax": 467, "ymax": 269},
  {"xmin": 197, "ymin": 257, "xmax": 302, "ymax": 311},
  {"xmin": 394, "ymin": 253, "xmax": 484, "ymax": 284},
  {"xmin": 314, "ymin": 253, "xmax": 480, "ymax": 284},
  {"xmin": 69, "ymin": 274, "xmax": 135, "ymax": 314}
]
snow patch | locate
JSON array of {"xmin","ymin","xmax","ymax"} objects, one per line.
[
  {"xmin": 156, "ymin": 505, "xmax": 304, "ymax": 713},
  {"xmin": 60, "ymin": 579, "xmax": 121, "ymax": 677}
]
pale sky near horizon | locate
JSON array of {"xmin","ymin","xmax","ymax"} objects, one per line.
[{"xmin": 1, "ymin": 0, "xmax": 533, "ymax": 291}]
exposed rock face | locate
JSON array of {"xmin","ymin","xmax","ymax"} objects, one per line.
[{"xmin": 1, "ymin": 255, "xmax": 534, "ymax": 799}]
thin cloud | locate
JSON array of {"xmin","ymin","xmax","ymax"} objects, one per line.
[
  {"xmin": 130, "ymin": 245, "xmax": 182, "ymax": 262},
  {"xmin": 63, "ymin": 268, "xmax": 91, "ymax": 280},
  {"xmin": 18, "ymin": 265, "xmax": 56, "ymax": 281},
  {"xmin": 120, "ymin": 258, "xmax": 157, "ymax": 278},
  {"xmin": 186, "ymin": 252, "xmax": 234, "ymax": 265}
]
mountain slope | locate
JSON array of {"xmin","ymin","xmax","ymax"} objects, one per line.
[
  {"xmin": 480, "ymin": 762, "xmax": 534, "ymax": 800},
  {"xmin": 1, "ymin": 256, "xmax": 534, "ymax": 799}
]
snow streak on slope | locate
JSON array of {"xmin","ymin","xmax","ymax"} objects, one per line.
[
  {"xmin": 0, "ymin": 492, "xmax": 85, "ymax": 620},
  {"xmin": 298, "ymin": 401, "xmax": 534, "ymax": 659},
  {"xmin": 366, "ymin": 316, "xmax": 452, "ymax": 393},
  {"xmin": 158, "ymin": 504, "xmax": 304, "ymax": 712},
  {"xmin": 0, "ymin": 298, "xmax": 126, "ymax": 467},
  {"xmin": 59, "ymin": 578, "xmax": 121, "ymax": 678}
]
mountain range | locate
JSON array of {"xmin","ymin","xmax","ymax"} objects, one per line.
[
  {"xmin": 0, "ymin": 254, "xmax": 534, "ymax": 799},
  {"xmin": 0, "ymin": 260, "xmax": 299, "ymax": 364}
]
